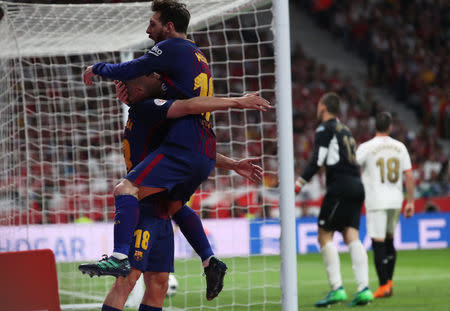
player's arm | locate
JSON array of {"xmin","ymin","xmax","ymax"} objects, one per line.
[
  {"xmin": 295, "ymin": 125, "xmax": 333, "ymax": 193},
  {"xmin": 166, "ymin": 94, "xmax": 271, "ymax": 118},
  {"xmin": 403, "ymin": 169, "xmax": 415, "ymax": 218},
  {"xmin": 134, "ymin": 94, "xmax": 270, "ymax": 124},
  {"xmin": 355, "ymin": 143, "xmax": 366, "ymax": 167},
  {"xmin": 84, "ymin": 43, "xmax": 172, "ymax": 85},
  {"xmin": 215, "ymin": 154, "xmax": 263, "ymax": 183},
  {"xmin": 402, "ymin": 146, "xmax": 414, "ymax": 218}
]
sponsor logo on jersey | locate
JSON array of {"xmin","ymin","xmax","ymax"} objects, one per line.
[
  {"xmin": 148, "ymin": 45, "xmax": 163, "ymax": 56},
  {"xmin": 134, "ymin": 250, "xmax": 143, "ymax": 261},
  {"xmin": 154, "ymin": 99, "xmax": 167, "ymax": 106}
]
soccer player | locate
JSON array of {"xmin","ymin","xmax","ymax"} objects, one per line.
[
  {"xmin": 356, "ymin": 111, "xmax": 414, "ymax": 298},
  {"xmin": 81, "ymin": 0, "xmax": 243, "ymax": 299},
  {"xmin": 88, "ymin": 75, "xmax": 269, "ymax": 311},
  {"xmin": 295, "ymin": 92, "xmax": 374, "ymax": 307}
]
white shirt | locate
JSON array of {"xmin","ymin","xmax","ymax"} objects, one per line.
[{"xmin": 356, "ymin": 136, "xmax": 412, "ymax": 210}]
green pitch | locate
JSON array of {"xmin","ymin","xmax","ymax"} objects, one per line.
[{"xmin": 58, "ymin": 249, "xmax": 450, "ymax": 311}]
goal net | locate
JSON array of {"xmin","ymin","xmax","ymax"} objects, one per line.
[{"xmin": 0, "ymin": 0, "xmax": 283, "ymax": 309}]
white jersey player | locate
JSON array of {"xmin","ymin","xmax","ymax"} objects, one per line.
[{"xmin": 356, "ymin": 111, "xmax": 414, "ymax": 299}]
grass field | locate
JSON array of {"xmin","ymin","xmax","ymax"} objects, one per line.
[{"xmin": 58, "ymin": 248, "xmax": 450, "ymax": 311}]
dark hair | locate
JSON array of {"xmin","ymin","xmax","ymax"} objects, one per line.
[
  {"xmin": 375, "ymin": 111, "xmax": 392, "ymax": 132},
  {"xmin": 320, "ymin": 92, "xmax": 340, "ymax": 115},
  {"xmin": 152, "ymin": 0, "xmax": 190, "ymax": 34}
]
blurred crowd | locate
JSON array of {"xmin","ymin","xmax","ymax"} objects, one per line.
[
  {"xmin": 289, "ymin": 44, "xmax": 450, "ymax": 205},
  {"xmin": 300, "ymin": 0, "xmax": 450, "ymax": 138},
  {"xmin": 1, "ymin": 1, "xmax": 449, "ymax": 225}
]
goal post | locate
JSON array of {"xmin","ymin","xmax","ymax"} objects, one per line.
[
  {"xmin": 0, "ymin": 1, "xmax": 297, "ymax": 310},
  {"xmin": 273, "ymin": 1, "xmax": 298, "ymax": 310}
]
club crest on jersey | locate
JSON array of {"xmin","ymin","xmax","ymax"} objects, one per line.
[
  {"xmin": 148, "ymin": 45, "xmax": 163, "ymax": 56},
  {"xmin": 154, "ymin": 99, "xmax": 167, "ymax": 106},
  {"xmin": 134, "ymin": 250, "xmax": 143, "ymax": 261}
]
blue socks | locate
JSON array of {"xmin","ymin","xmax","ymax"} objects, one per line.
[
  {"xmin": 138, "ymin": 304, "xmax": 161, "ymax": 311},
  {"xmin": 102, "ymin": 305, "xmax": 121, "ymax": 311},
  {"xmin": 172, "ymin": 205, "xmax": 214, "ymax": 262},
  {"xmin": 113, "ymin": 194, "xmax": 140, "ymax": 255}
]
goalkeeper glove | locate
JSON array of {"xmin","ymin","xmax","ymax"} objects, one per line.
[{"xmin": 295, "ymin": 177, "xmax": 306, "ymax": 194}]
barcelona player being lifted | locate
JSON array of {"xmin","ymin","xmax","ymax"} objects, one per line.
[
  {"xmin": 80, "ymin": 0, "xmax": 263, "ymax": 302},
  {"xmin": 83, "ymin": 73, "xmax": 269, "ymax": 311}
]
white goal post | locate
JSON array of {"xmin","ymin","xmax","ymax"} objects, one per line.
[{"xmin": 0, "ymin": 0, "xmax": 297, "ymax": 310}]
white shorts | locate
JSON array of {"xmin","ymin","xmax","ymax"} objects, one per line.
[{"xmin": 366, "ymin": 209, "xmax": 401, "ymax": 239}]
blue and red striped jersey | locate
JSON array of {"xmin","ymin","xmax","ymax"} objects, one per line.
[
  {"xmin": 93, "ymin": 38, "xmax": 216, "ymax": 160},
  {"xmin": 123, "ymin": 99, "xmax": 174, "ymax": 172}
]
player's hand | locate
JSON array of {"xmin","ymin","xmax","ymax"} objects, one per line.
[
  {"xmin": 83, "ymin": 65, "xmax": 96, "ymax": 86},
  {"xmin": 404, "ymin": 201, "xmax": 414, "ymax": 218},
  {"xmin": 295, "ymin": 178, "xmax": 305, "ymax": 194},
  {"xmin": 234, "ymin": 158, "xmax": 263, "ymax": 183},
  {"xmin": 235, "ymin": 94, "xmax": 272, "ymax": 112},
  {"xmin": 114, "ymin": 80, "xmax": 130, "ymax": 105}
]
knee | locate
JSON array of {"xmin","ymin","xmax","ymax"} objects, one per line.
[
  {"xmin": 153, "ymin": 273, "xmax": 169, "ymax": 295},
  {"xmin": 145, "ymin": 272, "xmax": 169, "ymax": 297},
  {"xmin": 111, "ymin": 272, "xmax": 140, "ymax": 296},
  {"xmin": 114, "ymin": 180, "xmax": 138, "ymax": 198}
]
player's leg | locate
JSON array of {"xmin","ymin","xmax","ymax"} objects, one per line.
[
  {"xmin": 385, "ymin": 209, "xmax": 401, "ymax": 290},
  {"xmin": 166, "ymin": 151, "xmax": 227, "ymax": 301},
  {"xmin": 342, "ymin": 227, "xmax": 369, "ymax": 292},
  {"xmin": 139, "ymin": 271, "xmax": 169, "ymax": 311},
  {"xmin": 112, "ymin": 149, "xmax": 170, "ymax": 259},
  {"xmin": 101, "ymin": 268, "xmax": 142, "ymax": 311},
  {"xmin": 136, "ymin": 211, "xmax": 174, "ymax": 310},
  {"xmin": 316, "ymin": 228, "xmax": 347, "ymax": 307},
  {"xmin": 167, "ymin": 201, "xmax": 214, "ymax": 265},
  {"xmin": 366, "ymin": 209, "xmax": 392, "ymax": 298},
  {"xmin": 112, "ymin": 179, "xmax": 163, "ymax": 259},
  {"xmin": 315, "ymin": 193, "xmax": 347, "ymax": 307},
  {"xmin": 134, "ymin": 149, "xmax": 216, "ymax": 269},
  {"xmin": 170, "ymin": 199, "xmax": 227, "ymax": 301},
  {"xmin": 339, "ymin": 178, "xmax": 373, "ymax": 306},
  {"xmin": 79, "ymin": 150, "xmax": 167, "ymax": 277}
]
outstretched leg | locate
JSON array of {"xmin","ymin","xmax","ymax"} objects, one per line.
[{"xmin": 168, "ymin": 201, "xmax": 227, "ymax": 301}]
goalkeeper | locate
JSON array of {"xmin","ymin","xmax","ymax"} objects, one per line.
[
  {"xmin": 295, "ymin": 93, "xmax": 373, "ymax": 307},
  {"xmin": 81, "ymin": 0, "xmax": 259, "ymax": 301}
]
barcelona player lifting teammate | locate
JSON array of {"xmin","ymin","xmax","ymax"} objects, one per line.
[
  {"xmin": 83, "ymin": 73, "xmax": 269, "ymax": 311},
  {"xmin": 78, "ymin": 0, "xmax": 266, "ymax": 305}
]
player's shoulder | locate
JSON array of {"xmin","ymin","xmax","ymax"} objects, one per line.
[
  {"xmin": 386, "ymin": 136, "xmax": 409, "ymax": 151},
  {"xmin": 356, "ymin": 139, "xmax": 371, "ymax": 150},
  {"xmin": 160, "ymin": 38, "xmax": 196, "ymax": 48},
  {"xmin": 356, "ymin": 136, "xmax": 380, "ymax": 154},
  {"xmin": 317, "ymin": 119, "xmax": 337, "ymax": 132},
  {"xmin": 148, "ymin": 38, "xmax": 181, "ymax": 55}
]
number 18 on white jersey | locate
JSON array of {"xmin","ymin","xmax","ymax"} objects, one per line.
[{"xmin": 356, "ymin": 136, "xmax": 412, "ymax": 210}]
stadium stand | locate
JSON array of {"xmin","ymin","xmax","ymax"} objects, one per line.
[
  {"xmin": 1, "ymin": 0, "xmax": 448, "ymax": 224},
  {"xmin": 300, "ymin": 0, "xmax": 449, "ymax": 139}
]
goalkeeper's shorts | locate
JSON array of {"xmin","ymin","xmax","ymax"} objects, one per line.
[
  {"xmin": 126, "ymin": 143, "xmax": 215, "ymax": 203},
  {"xmin": 318, "ymin": 176, "xmax": 365, "ymax": 232}
]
